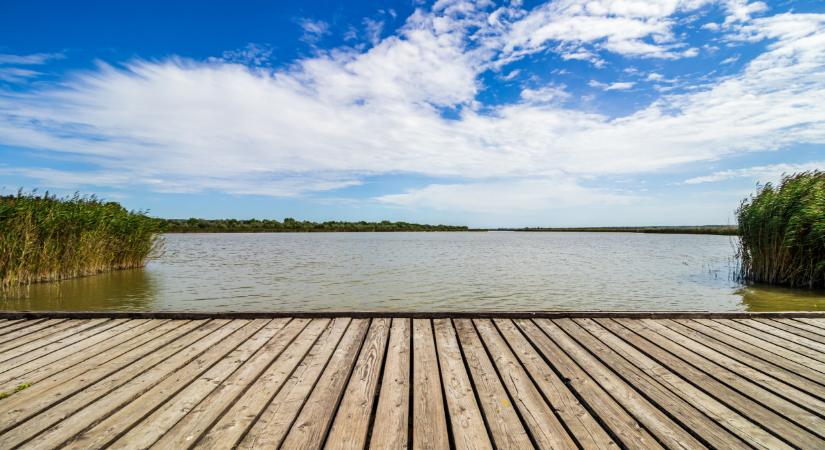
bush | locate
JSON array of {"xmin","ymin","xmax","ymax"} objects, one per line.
[{"xmin": 737, "ymin": 171, "xmax": 825, "ymax": 288}]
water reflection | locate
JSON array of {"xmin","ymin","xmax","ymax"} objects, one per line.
[
  {"xmin": 1, "ymin": 232, "xmax": 823, "ymax": 312},
  {"xmin": 1, "ymin": 269, "xmax": 159, "ymax": 311},
  {"xmin": 737, "ymin": 285, "xmax": 825, "ymax": 311}
]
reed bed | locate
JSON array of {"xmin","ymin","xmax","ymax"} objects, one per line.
[
  {"xmin": 737, "ymin": 171, "xmax": 825, "ymax": 288},
  {"xmin": 0, "ymin": 192, "xmax": 160, "ymax": 289}
]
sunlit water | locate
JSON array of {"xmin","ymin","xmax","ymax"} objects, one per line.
[{"xmin": 3, "ymin": 232, "xmax": 824, "ymax": 312}]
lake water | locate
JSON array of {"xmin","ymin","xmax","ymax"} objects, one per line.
[{"xmin": 3, "ymin": 232, "xmax": 824, "ymax": 312}]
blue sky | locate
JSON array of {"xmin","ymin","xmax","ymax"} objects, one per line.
[{"xmin": 1, "ymin": 0, "xmax": 823, "ymax": 227}]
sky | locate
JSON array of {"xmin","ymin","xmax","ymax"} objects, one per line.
[{"xmin": 0, "ymin": 0, "xmax": 823, "ymax": 227}]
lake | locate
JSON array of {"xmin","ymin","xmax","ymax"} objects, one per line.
[{"xmin": 2, "ymin": 232, "xmax": 824, "ymax": 312}]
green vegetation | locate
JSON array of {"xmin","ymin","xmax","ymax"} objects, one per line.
[
  {"xmin": 0, "ymin": 192, "xmax": 160, "ymax": 289},
  {"xmin": 159, "ymin": 218, "xmax": 468, "ymax": 233},
  {"xmin": 737, "ymin": 171, "xmax": 825, "ymax": 288},
  {"xmin": 503, "ymin": 225, "xmax": 738, "ymax": 235}
]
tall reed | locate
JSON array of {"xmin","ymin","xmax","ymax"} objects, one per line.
[
  {"xmin": 737, "ymin": 171, "xmax": 825, "ymax": 288},
  {"xmin": 0, "ymin": 192, "xmax": 160, "ymax": 289}
]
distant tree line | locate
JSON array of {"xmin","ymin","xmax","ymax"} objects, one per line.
[
  {"xmin": 158, "ymin": 217, "xmax": 469, "ymax": 233},
  {"xmin": 502, "ymin": 225, "xmax": 738, "ymax": 236}
]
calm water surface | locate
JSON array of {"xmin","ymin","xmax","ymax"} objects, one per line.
[{"xmin": 3, "ymin": 232, "xmax": 824, "ymax": 312}]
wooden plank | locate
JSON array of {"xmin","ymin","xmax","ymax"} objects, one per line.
[
  {"xmin": 493, "ymin": 319, "xmax": 614, "ymax": 449},
  {"xmin": 433, "ymin": 319, "xmax": 493, "ymax": 450},
  {"xmin": 0, "ymin": 319, "xmax": 49, "ymax": 339},
  {"xmin": 662, "ymin": 319, "xmax": 825, "ymax": 399},
  {"xmin": 533, "ymin": 319, "xmax": 704, "ymax": 449},
  {"xmin": 0, "ymin": 319, "xmax": 68, "ymax": 348},
  {"xmin": 102, "ymin": 318, "xmax": 288, "ymax": 450},
  {"xmin": 152, "ymin": 318, "xmax": 315, "ymax": 449},
  {"xmin": 793, "ymin": 318, "xmax": 825, "ymax": 330},
  {"xmin": 716, "ymin": 320, "xmax": 825, "ymax": 362},
  {"xmin": 730, "ymin": 319, "xmax": 825, "ymax": 356},
  {"xmin": 683, "ymin": 320, "xmax": 825, "ymax": 380},
  {"xmin": 275, "ymin": 318, "xmax": 370, "ymax": 450},
  {"xmin": 326, "ymin": 318, "xmax": 391, "ymax": 450},
  {"xmin": 61, "ymin": 319, "xmax": 279, "ymax": 449},
  {"xmin": 368, "ymin": 318, "xmax": 412, "ymax": 450},
  {"xmin": 556, "ymin": 318, "xmax": 745, "ymax": 449},
  {"xmin": 0, "ymin": 319, "xmax": 84, "ymax": 352},
  {"xmin": 474, "ymin": 319, "xmax": 577, "ymax": 450},
  {"xmin": 601, "ymin": 319, "xmax": 821, "ymax": 448},
  {"xmin": 0, "ymin": 319, "xmax": 164, "ymax": 395},
  {"xmin": 756, "ymin": 319, "xmax": 825, "ymax": 345},
  {"xmin": 0, "ymin": 319, "xmax": 151, "ymax": 390},
  {"xmin": 0, "ymin": 319, "xmax": 230, "ymax": 448},
  {"xmin": 514, "ymin": 319, "xmax": 661, "ymax": 450},
  {"xmin": 0, "ymin": 318, "xmax": 126, "ymax": 373},
  {"xmin": 0, "ymin": 319, "xmax": 110, "ymax": 369},
  {"xmin": 776, "ymin": 318, "xmax": 825, "ymax": 338},
  {"xmin": 632, "ymin": 319, "xmax": 825, "ymax": 420},
  {"xmin": 0, "ymin": 319, "xmax": 196, "ymax": 431},
  {"xmin": 411, "ymin": 319, "xmax": 450, "ymax": 450},
  {"xmin": 709, "ymin": 319, "xmax": 825, "ymax": 366},
  {"xmin": 239, "ymin": 318, "xmax": 352, "ymax": 449},
  {"xmin": 453, "ymin": 319, "xmax": 533, "ymax": 450}
]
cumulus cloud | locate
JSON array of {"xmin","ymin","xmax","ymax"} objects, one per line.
[{"xmin": 0, "ymin": 1, "xmax": 823, "ymax": 213}]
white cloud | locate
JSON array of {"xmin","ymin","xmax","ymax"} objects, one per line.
[
  {"xmin": 377, "ymin": 177, "xmax": 636, "ymax": 213},
  {"xmin": 0, "ymin": 2, "xmax": 823, "ymax": 214},
  {"xmin": 210, "ymin": 43, "xmax": 273, "ymax": 66},
  {"xmin": 0, "ymin": 53, "xmax": 64, "ymax": 65},
  {"xmin": 589, "ymin": 80, "xmax": 635, "ymax": 90},
  {"xmin": 298, "ymin": 18, "xmax": 331, "ymax": 43},
  {"xmin": 0, "ymin": 68, "xmax": 41, "ymax": 83},
  {"xmin": 684, "ymin": 161, "xmax": 824, "ymax": 184}
]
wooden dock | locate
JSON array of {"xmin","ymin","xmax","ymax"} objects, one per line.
[{"xmin": 0, "ymin": 312, "xmax": 824, "ymax": 449}]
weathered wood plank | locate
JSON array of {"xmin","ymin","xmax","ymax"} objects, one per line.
[
  {"xmin": 514, "ymin": 319, "xmax": 661, "ymax": 450},
  {"xmin": 533, "ymin": 319, "xmax": 703, "ymax": 450},
  {"xmin": 368, "ymin": 318, "xmax": 411, "ymax": 450},
  {"xmin": 433, "ymin": 319, "xmax": 493, "ymax": 450},
  {"xmin": 0, "ymin": 319, "xmax": 163, "ymax": 395},
  {"xmin": 0, "ymin": 319, "xmax": 70, "ymax": 350},
  {"xmin": 740, "ymin": 319, "xmax": 825, "ymax": 355},
  {"xmin": 325, "ymin": 318, "xmax": 391, "ymax": 450},
  {"xmin": 0, "ymin": 318, "xmax": 126, "ymax": 374},
  {"xmin": 662, "ymin": 319, "xmax": 825, "ymax": 399},
  {"xmin": 0, "ymin": 319, "xmax": 196, "ymax": 432},
  {"xmin": 276, "ymin": 318, "xmax": 369, "ymax": 450},
  {"xmin": 0, "ymin": 319, "xmax": 229, "ymax": 448},
  {"xmin": 494, "ymin": 319, "xmax": 615, "ymax": 449},
  {"xmin": 240, "ymin": 318, "xmax": 351, "ymax": 449},
  {"xmin": 636, "ymin": 319, "xmax": 825, "ymax": 415},
  {"xmin": 475, "ymin": 319, "xmax": 577, "ymax": 450},
  {"xmin": 602, "ymin": 318, "xmax": 821, "ymax": 448},
  {"xmin": 153, "ymin": 318, "xmax": 314, "ymax": 448},
  {"xmin": 680, "ymin": 319, "xmax": 825, "ymax": 382},
  {"xmin": 562, "ymin": 318, "xmax": 750, "ymax": 450},
  {"xmin": 411, "ymin": 319, "xmax": 450, "ymax": 450},
  {"xmin": 33, "ymin": 319, "xmax": 257, "ymax": 449},
  {"xmin": 756, "ymin": 319, "xmax": 825, "ymax": 345},
  {"xmin": 0, "ymin": 315, "xmax": 822, "ymax": 450},
  {"xmin": 776, "ymin": 318, "xmax": 825, "ymax": 338},
  {"xmin": 64, "ymin": 318, "xmax": 281, "ymax": 449},
  {"xmin": 454, "ymin": 319, "xmax": 533, "ymax": 450},
  {"xmin": 727, "ymin": 319, "xmax": 825, "ymax": 358},
  {"xmin": 0, "ymin": 319, "xmax": 51, "ymax": 340}
]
